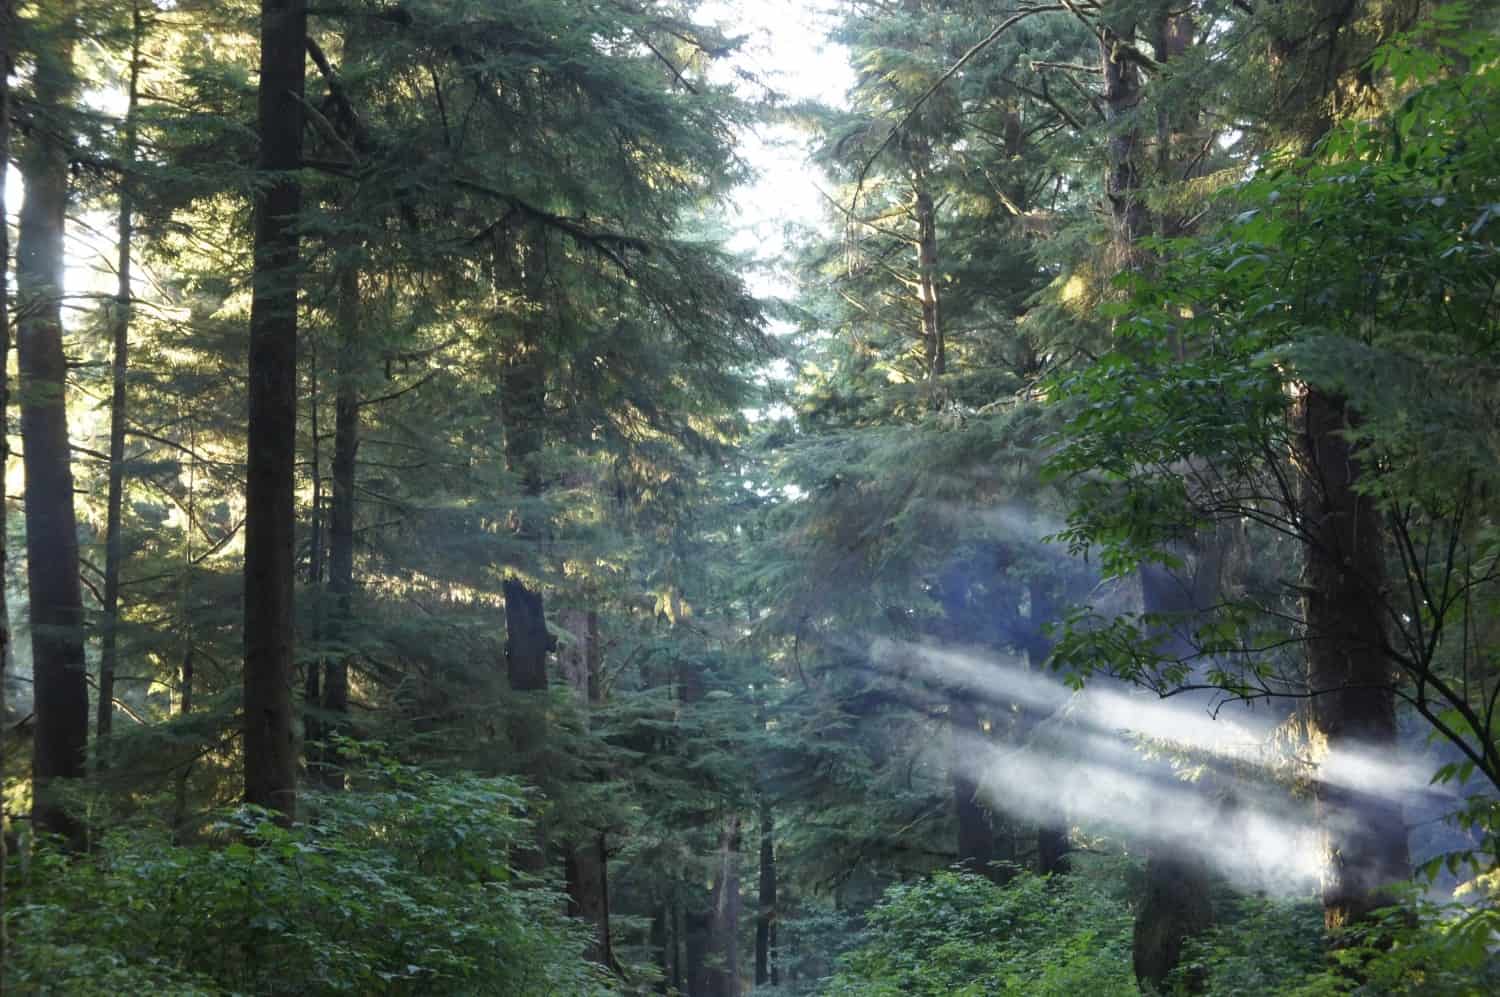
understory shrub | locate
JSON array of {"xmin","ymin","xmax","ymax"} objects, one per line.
[{"xmin": 4, "ymin": 756, "xmax": 612, "ymax": 995}]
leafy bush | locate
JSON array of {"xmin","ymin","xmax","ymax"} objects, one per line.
[
  {"xmin": 5, "ymin": 758, "xmax": 612, "ymax": 995},
  {"xmin": 821, "ymin": 862, "xmax": 1137, "ymax": 996}
]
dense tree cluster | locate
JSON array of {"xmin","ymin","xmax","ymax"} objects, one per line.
[{"xmin": 1, "ymin": 1, "xmax": 1498, "ymax": 994}]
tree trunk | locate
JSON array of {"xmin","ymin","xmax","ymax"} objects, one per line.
[
  {"xmin": 17, "ymin": 0, "xmax": 89, "ymax": 845},
  {"xmin": 1, "ymin": 0, "xmax": 14, "ymax": 954},
  {"xmin": 913, "ymin": 181, "xmax": 944, "ymax": 379},
  {"xmin": 562, "ymin": 609, "xmax": 613, "ymax": 967},
  {"xmin": 651, "ymin": 904, "xmax": 670, "ymax": 993},
  {"xmin": 1027, "ymin": 574, "xmax": 1070, "ymax": 875},
  {"xmin": 316, "ymin": 260, "xmax": 359, "ymax": 788},
  {"xmin": 243, "ymin": 0, "xmax": 308, "ymax": 821},
  {"xmin": 951, "ymin": 696, "xmax": 1000, "ymax": 881},
  {"xmin": 1297, "ymin": 389, "xmax": 1409, "ymax": 930},
  {"xmin": 685, "ymin": 903, "xmax": 709, "ymax": 996},
  {"xmin": 702, "ymin": 815, "xmax": 742, "ymax": 996},
  {"xmin": 755, "ymin": 801, "xmax": 778, "ymax": 986},
  {"xmin": 1131, "ymin": 560, "xmax": 1217, "ymax": 992},
  {"xmin": 1101, "ymin": 17, "xmax": 1146, "ymax": 260},
  {"xmin": 172, "ymin": 650, "xmax": 195, "ymax": 839},
  {"xmin": 98, "ymin": 0, "xmax": 143, "ymax": 752},
  {"xmin": 304, "ymin": 336, "xmax": 323, "ymax": 775}
]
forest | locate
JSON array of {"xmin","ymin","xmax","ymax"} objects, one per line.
[{"xmin": 1, "ymin": 0, "xmax": 1498, "ymax": 993}]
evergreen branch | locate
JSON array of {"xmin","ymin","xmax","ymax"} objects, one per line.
[
  {"xmin": 850, "ymin": 4, "xmax": 1067, "ymax": 215},
  {"xmin": 453, "ymin": 177, "xmax": 651, "ymax": 273},
  {"xmin": 357, "ymin": 369, "xmax": 440, "ymax": 409}
]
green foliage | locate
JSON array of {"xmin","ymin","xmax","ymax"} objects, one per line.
[
  {"xmin": 1169, "ymin": 893, "xmax": 1500, "ymax": 996},
  {"xmin": 5, "ymin": 758, "xmax": 611, "ymax": 996},
  {"xmin": 822, "ymin": 864, "xmax": 1137, "ymax": 997}
]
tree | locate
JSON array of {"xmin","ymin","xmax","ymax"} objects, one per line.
[
  {"xmin": 97, "ymin": 0, "xmax": 146, "ymax": 750},
  {"xmin": 1049, "ymin": 12, "xmax": 1499, "ymax": 935},
  {"xmin": 243, "ymin": 0, "xmax": 308, "ymax": 820},
  {"xmin": 17, "ymin": 0, "xmax": 89, "ymax": 843}
]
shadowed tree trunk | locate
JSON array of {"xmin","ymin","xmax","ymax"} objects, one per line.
[
  {"xmin": 243, "ymin": 0, "xmax": 308, "ymax": 820},
  {"xmin": 755, "ymin": 800, "xmax": 778, "ymax": 986},
  {"xmin": 702, "ymin": 814, "xmax": 742, "ymax": 996},
  {"xmin": 17, "ymin": 0, "xmax": 89, "ymax": 844},
  {"xmin": 1, "ymin": 0, "xmax": 14, "ymax": 947},
  {"xmin": 1027, "ymin": 574, "xmax": 1069, "ymax": 875},
  {"xmin": 1298, "ymin": 391, "xmax": 1409, "ymax": 929},
  {"xmin": 563, "ymin": 609, "xmax": 614, "ymax": 968},
  {"xmin": 313, "ymin": 260, "xmax": 360, "ymax": 788},
  {"xmin": 951, "ymin": 695, "xmax": 999, "ymax": 880},
  {"xmin": 98, "ymin": 0, "xmax": 144, "ymax": 753}
]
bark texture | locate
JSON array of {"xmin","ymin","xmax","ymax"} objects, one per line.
[
  {"xmin": 243, "ymin": 0, "xmax": 308, "ymax": 820},
  {"xmin": 1298, "ymin": 389, "xmax": 1409, "ymax": 929},
  {"xmin": 17, "ymin": 1, "xmax": 89, "ymax": 843}
]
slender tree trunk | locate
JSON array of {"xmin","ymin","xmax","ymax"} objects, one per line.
[
  {"xmin": 1027, "ymin": 574, "xmax": 1070, "ymax": 875},
  {"xmin": 243, "ymin": 0, "xmax": 308, "ymax": 821},
  {"xmin": 950, "ymin": 696, "xmax": 1002, "ymax": 881},
  {"xmin": 171, "ymin": 650, "xmax": 195, "ymax": 838},
  {"xmin": 98, "ymin": 0, "xmax": 143, "ymax": 751},
  {"xmin": 913, "ymin": 180, "xmax": 943, "ymax": 379},
  {"xmin": 304, "ymin": 335, "xmax": 323, "ymax": 775},
  {"xmin": 685, "ymin": 902, "xmax": 709, "ymax": 996},
  {"xmin": 672, "ymin": 896, "xmax": 685, "ymax": 994},
  {"xmin": 1297, "ymin": 390, "xmax": 1409, "ymax": 930},
  {"xmin": 755, "ymin": 801, "xmax": 778, "ymax": 987},
  {"xmin": 563, "ymin": 609, "xmax": 614, "ymax": 967},
  {"xmin": 651, "ymin": 904, "xmax": 670, "ymax": 993},
  {"xmin": 17, "ymin": 0, "xmax": 89, "ymax": 844},
  {"xmin": 320, "ymin": 263, "xmax": 359, "ymax": 786},
  {"xmin": 0, "ymin": 0, "xmax": 14, "ymax": 954}
]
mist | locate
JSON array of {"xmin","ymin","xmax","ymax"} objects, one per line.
[{"xmin": 870, "ymin": 638, "xmax": 1463, "ymax": 896}]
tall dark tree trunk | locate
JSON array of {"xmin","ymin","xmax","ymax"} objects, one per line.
[
  {"xmin": 17, "ymin": 0, "xmax": 89, "ymax": 844},
  {"xmin": 1298, "ymin": 391, "xmax": 1409, "ymax": 929},
  {"xmin": 304, "ymin": 336, "xmax": 323, "ymax": 773},
  {"xmin": 309, "ymin": 260, "xmax": 359, "ymax": 788},
  {"xmin": 243, "ymin": 0, "xmax": 308, "ymax": 820},
  {"xmin": 651, "ymin": 904, "xmax": 671, "ymax": 993},
  {"xmin": 1, "ymin": 0, "xmax": 14, "ymax": 951},
  {"xmin": 1263, "ymin": 0, "xmax": 1414, "ymax": 935},
  {"xmin": 685, "ymin": 903, "xmax": 709, "ymax": 996},
  {"xmin": 1097, "ymin": 11, "xmax": 1217, "ymax": 986},
  {"xmin": 951, "ymin": 696, "xmax": 999, "ymax": 881},
  {"xmin": 563, "ymin": 609, "xmax": 614, "ymax": 968},
  {"xmin": 98, "ymin": 0, "xmax": 143, "ymax": 751},
  {"xmin": 755, "ymin": 801, "xmax": 778, "ymax": 987},
  {"xmin": 701, "ymin": 814, "xmax": 742, "ymax": 996}
]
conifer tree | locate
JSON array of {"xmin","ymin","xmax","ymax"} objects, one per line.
[
  {"xmin": 243, "ymin": 0, "xmax": 308, "ymax": 820},
  {"xmin": 17, "ymin": 0, "xmax": 89, "ymax": 843}
]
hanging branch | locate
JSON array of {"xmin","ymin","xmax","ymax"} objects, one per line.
[{"xmin": 848, "ymin": 4, "xmax": 1067, "ymax": 216}]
